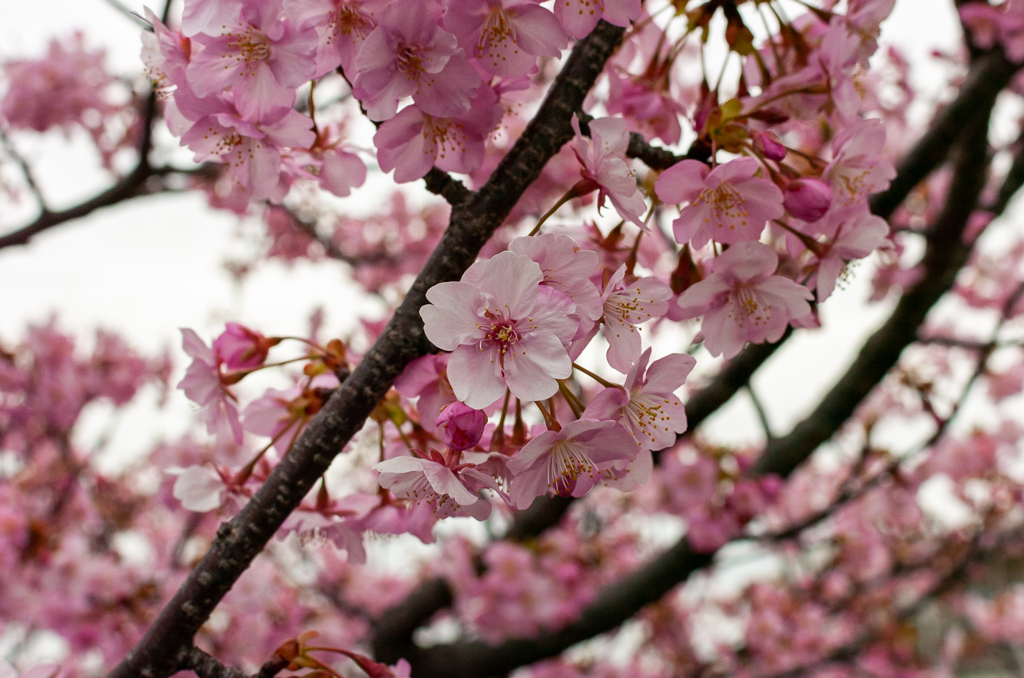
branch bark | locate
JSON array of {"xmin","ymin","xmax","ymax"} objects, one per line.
[{"xmin": 107, "ymin": 20, "xmax": 626, "ymax": 678}]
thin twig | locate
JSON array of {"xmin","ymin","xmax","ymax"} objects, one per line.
[{"xmin": 0, "ymin": 127, "xmax": 47, "ymax": 212}]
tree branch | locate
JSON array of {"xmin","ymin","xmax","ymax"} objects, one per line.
[
  {"xmin": 178, "ymin": 646, "xmax": 288, "ymax": 678},
  {"xmin": 107, "ymin": 20, "xmax": 627, "ymax": 678},
  {"xmin": 0, "ymin": 127, "xmax": 47, "ymax": 211},
  {"xmin": 0, "ymin": 89, "xmax": 161, "ymax": 251}
]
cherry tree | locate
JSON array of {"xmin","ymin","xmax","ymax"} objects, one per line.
[{"xmin": 5, "ymin": 1, "xmax": 1024, "ymax": 678}]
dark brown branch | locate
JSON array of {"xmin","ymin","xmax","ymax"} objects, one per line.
[
  {"xmin": 423, "ymin": 168, "xmax": 471, "ymax": 205},
  {"xmin": 178, "ymin": 646, "xmax": 288, "ymax": 678},
  {"xmin": 0, "ymin": 127, "xmax": 47, "ymax": 211},
  {"xmin": 0, "ymin": 89, "xmax": 160, "ymax": 251},
  {"xmin": 107, "ymin": 20, "xmax": 626, "ymax": 678}
]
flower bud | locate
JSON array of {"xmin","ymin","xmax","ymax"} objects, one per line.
[
  {"xmin": 214, "ymin": 322, "xmax": 272, "ymax": 370},
  {"xmin": 437, "ymin": 402, "xmax": 486, "ymax": 451},
  {"xmin": 783, "ymin": 178, "xmax": 833, "ymax": 222},
  {"xmin": 752, "ymin": 130, "xmax": 786, "ymax": 161}
]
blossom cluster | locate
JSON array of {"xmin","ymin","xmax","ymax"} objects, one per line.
[{"xmin": 19, "ymin": 0, "xmax": 1024, "ymax": 677}]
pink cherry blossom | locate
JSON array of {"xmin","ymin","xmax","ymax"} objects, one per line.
[
  {"xmin": 394, "ymin": 353, "xmax": 456, "ymax": 432},
  {"xmin": 179, "ymin": 99, "xmax": 315, "ymax": 200},
  {"xmin": 655, "ymin": 157, "xmax": 784, "ymax": 249},
  {"xmin": 582, "ymin": 347, "xmax": 694, "ymax": 451},
  {"xmin": 571, "ymin": 114, "xmax": 648, "ymax": 229},
  {"xmin": 374, "ymin": 85, "xmax": 503, "ymax": 182},
  {"xmin": 186, "ymin": 0, "xmax": 318, "ymax": 121},
  {"xmin": 506, "ymin": 419, "xmax": 637, "ymax": 508},
  {"xmin": 823, "ymin": 118, "xmax": 896, "ymax": 208},
  {"xmin": 600, "ymin": 265, "xmax": 673, "ymax": 373},
  {"xmin": 420, "ymin": 251, "xmax": 577, "ymax": 408},
  {"xmin": 180, "ymin": 0, "xmax": 244, "ymax": 37},
  {"xmin": 167, "ymin": 464, "xmax": 228, "ymax": 512},
  {"xmin": 286, "ymin": 0, "xmax": 387, "ymax": 77},
  {"xmin": 177, "ymin": 328, "xmax": 244, "ymax": 444},
  {"xmin": 437, "ymin": 402, "xmax": 487, "ymax": 451},
  {"xmin": 1, "ymin": 33, "xmax": 116, "ymax": 134},
  {"xmin": 606, "ymin": 71, "xmax": 684, "ymax": 145},
  {"xmin": 676, "ymin": 242, "xmax": 813, "ymax": 359},
  {"xmin": 444, "ymin": 0, "xmax": 568, "ymax": 78},
  {"xmin": 508, "ymin": 233, "xmax": 603, "ymax": 331},
  {"xmin": 959, "ymin": 2, "xmax": 1001, "ymax": 52},
  {"xmin": 141, "ymin": 9, "xmax": 191, "ymax": 96},
  {"xmin": 554, "ymin": 0, "xmax": 641, "ymax": 40},
  {"xmin": 374, "ymin": 452, "xmax": 492, "ymax": 520},
  {"xmin": 811, "ymin": 208, "xmax": 890, "ymax": 302},
  {"xmin": 214, "ymin": 322, "xmax": 273, "ymax": 370},
  {"xmin": 351, "ymin": 0, "xmax": 480, "ymax": 121},
  {"xmin": 784, "ymin": 178, "xmax": 834, "ymax": 222}
]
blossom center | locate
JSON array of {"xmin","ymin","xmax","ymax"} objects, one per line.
[
  {"xmin": 402, "ymin": 473, "xmax": 459, "ymax": 518},
  {"xmin": 546, "ymin": 441, "xmax": 595, "ymax": 495},
  {"xmin": 480, "ymin": 8, "xmax": 514, "ymax": 54},
  {"xmin": 332, "ymin": 6, "xmax": 372, "ymax": 39},
  {"xmin": 397, "ymin": 44, "xmax": 426, "ymax": 81},
  {"xmin": 730, "ymin": 285, "xmax": 771, "ymax": 328},
  {"xmin": 227, "ymin": 28, "xmax": 271, "ymax": 73},
  {"xmin": 698, "ymin": 183, "xmax": 749, "ymax": 228},
  {"xmin": 625, "ymin": 393, "xmax": 671, "ymax": 444},
  {"xmin": 485, "ymin": 319, "xmax": 520, "ymax": 355}
]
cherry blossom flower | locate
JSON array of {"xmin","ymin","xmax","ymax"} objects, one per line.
[
  {"xmin": 214, "ymin": 322, "xmax": 273, "ymax": 370},
  {"xmin": 286, "ymin": 0, "xmax": 387, "ymax": 77},
  {"xmin": 783, "ymin": 178, "xmax": 834, "ymax": 222},
  {"xmin": 178, "ymin": 97, "xmax": 315, "ymax": 200},
  {"xmin": 676, "ymin": 242, "xmax": 813, "ymax": 358},
  {"xmin": 599, "ymin": 265, "xmax": 673, "ymax": 373},
  {"xmin": 606, "ymin": 70, "xmax": 684, "ymax": 145},
  {"xmin": 1, "ymin": 33, "xmax": 116, "ymax": 134},
  {"xmin": 420, "ymin": 251, "xmax": 577, "ymax": 408},
  {"xmin": 374, "ymin": 452, "xmax": 492, "ymax": 520},
  {"xmin": 374, "ymin": 85, "xmax": 503, "ymax": 182},
  {"xmin": 506, "ymin": 419, "xmax": 637, "ymax": 508},
  {"xmin": 823, "ymin": 118, "xmax": 896, "ymax": 208},
  {"xmin": 571, "ymin": 115, "xmax": 648, "ymax": 229},
  {"xmin": 960, "ymin": 2, "xmax": 1002, "ymax": 52},
  {"xmin": 555, "ymin": 0, "xmax": 642, "ymax": 40},
  {"xmin": 186, "ymin": 0, "xmax": 318, "ymax": 121},
  {"xmin": 655, "ymin": 157, "xmax": 784, "ymax": 249},
  {"xmin": 582, "ymin": 347, "xmax": 694, "ymax": 451},
  {"xmin": 810, "ymin": 208, "xmax": 890, "ymax": 302},
  {"xmin": 177, "ymin": 328, "xmax": 244, "ymax": 444},
  {"xmin": 508, "ymin": 233, "xmax": 603, "ymax": 333},
  {"xmin": 167, "ymin": 464, "xmax": 228, "ymax": 512},
  {"xmin": 140, "ymin": 9, "xmax": 190, "ymax": 96},
  {"xmin": 436, "ymin": 402, "xmax": 487, "ymax": 451},
  {"xmin": 351, "ymin": 0, "xmax": 480, "ymax": 121},
  {"xmin": 394, "ymin": 353, "xmax": 456, "ymax": 432},
  {"xmin": 444, "ymin": 0, "xmax": 567, "ymax": 77}
]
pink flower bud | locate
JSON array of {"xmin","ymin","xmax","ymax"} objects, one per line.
[
  {"xmin": 214, "ymin": 322, "xmax": 271, "ymax": 371},
  {"xmin": 437, "ymin": 402, "xmax": 486, "ymax": 451},
  {"xmin": 783, "ymin": 178, "xmax": 833, "ymax": 222},
  {"xmin": 752, "ymin": 130, "xmax": 787, "ymax": 161}
]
